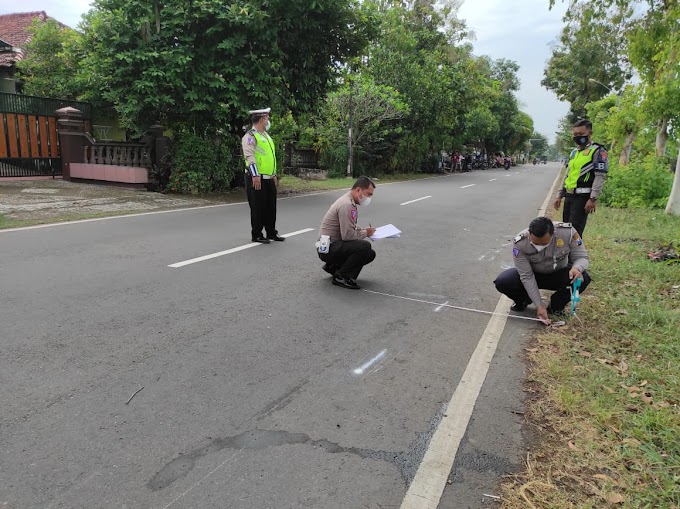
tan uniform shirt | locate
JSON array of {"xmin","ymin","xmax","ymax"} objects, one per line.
[
  {"xmin": 513, "ymin": 222, "xmax": 589, "ymax": 308},
  {"xmin": 318, "ymin": 191, "xmax": 368, "ymax": 242}
]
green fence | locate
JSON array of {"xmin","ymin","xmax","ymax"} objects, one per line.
[{"xmin": 0, "ymin": 92, "xmax": 92, "ymax": 119}]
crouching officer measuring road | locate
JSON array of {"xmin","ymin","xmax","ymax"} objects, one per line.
[
  {"xmin": 317, "ymin": 176, "xmax": 377, "ymax": 290},
  {"xmin": 242, "ymin": 107, "xmax": 284, "ymax": 244},
  {"xmin": 494, "ymin": 216, "xmax": 591, "ymax": 323}
]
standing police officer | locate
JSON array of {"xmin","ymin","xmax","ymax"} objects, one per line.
[
  {"xmin": 553, "ymin": 118, "xmax": 608, "ymax": 237},
  {"xmin": 317, "ymin": 177, "xmax": 377, "ymax": 289},
  {"xmin": 242, "ymin": 108, "xmax": 284, "ymax": 243},
  {"xmin": 494, "ymin": 216, "xmax": 591, "ymax": 322}
]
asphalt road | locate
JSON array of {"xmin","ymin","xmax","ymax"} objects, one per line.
[{"xmin": 1, "ymin": 163, "xmax": 560, "ymax": 509}]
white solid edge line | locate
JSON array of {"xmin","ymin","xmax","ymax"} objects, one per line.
[
  {"xmin": 460, "ymin": 184, "xmax": 476, "ymax": 189},
  {"xmin": 1, "ymin": 174, "xmax": 453, "ymax": 235},
  {"xmin": 400, "ymin": 195, "xmax": 432, "ymax": 206},
  {"xmin": 168, "ymin": 228, "xmax": 314, "ymax": 268},
  {"xmin": 400, "ymin": 295, "xmax": 512, "ymax": 509},
  {"xmin": 399, "ymin": 165, "xmax": 564, "ymax": 509}
]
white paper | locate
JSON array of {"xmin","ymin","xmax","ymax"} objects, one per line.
[{"xmin": 369, "ymin": 224, "xmax": 401, "ymax": 240}]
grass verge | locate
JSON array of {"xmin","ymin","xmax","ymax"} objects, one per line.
[{"xmin": 500, "ymin": 207, "xmax": 680, "ymax": 508}]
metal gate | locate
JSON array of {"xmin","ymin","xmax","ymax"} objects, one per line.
[{"xmin": 0, "ymin": 92, "xmax": 91, "ymax": 178}]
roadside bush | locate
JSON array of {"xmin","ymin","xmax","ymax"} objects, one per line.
[
  {"xmin": 320, "ymin": 144, "xmax": 349, "ymax": 178},
  {"xmin": 599, "ymin": 155, "xmax": 673, "ymax": 208},
  {"xmin": 166, "ymin": 128, "xmax": 238, "ymax": 194}
]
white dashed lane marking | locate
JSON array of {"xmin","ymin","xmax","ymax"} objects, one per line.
[
  {"xmin": 400, "ymin": 196, "xmax": 432, "ymax": 206},
  {"xmin": 168, "ymin": 228, "xmax": 314, "ymax": 268}
]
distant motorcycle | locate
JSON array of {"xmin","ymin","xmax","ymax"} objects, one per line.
[{"xmin": 503, "ymin": 157, "xmax": 511, "ymax": 170}]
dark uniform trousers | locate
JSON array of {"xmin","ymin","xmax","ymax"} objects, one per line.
[
  {"xmin": 563, "ymin": 194, "xmax": 590, "ymax": 238},
  {"xmin": 494, "ymin": 267, "xmax": 591, "ymax": 312},
  {"xmin": 246, "ymin": 175, "xmax": 278, "ymax": 239},
  {"xmin": 318, "ymin": 240, "xmax": 376, "ymax": 280}
]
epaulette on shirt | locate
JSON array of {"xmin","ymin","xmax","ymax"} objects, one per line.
[
  {"xmin": 555, "ymin": 222, "xmax": 573, "ymax": 228},
  {"xmin": 513, "ymin": 233, "xmax": 526, "ymax": 243}
]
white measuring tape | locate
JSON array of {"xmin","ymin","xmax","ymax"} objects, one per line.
[{"xmin": 363, "ymin": 289, "xmax": 566, "ymax": 327}]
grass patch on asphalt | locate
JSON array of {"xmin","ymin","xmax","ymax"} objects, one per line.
[{"xmin": 500, "ymin": 207, "xmax": 680, "ymax": 508}]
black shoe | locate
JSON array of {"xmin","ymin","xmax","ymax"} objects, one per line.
[
  {"xmin": 332, "ymin": 275, "xmax": 361, "ymax": 290},
  {"xmin": 267, "ymin": 234, "xmax": 285, "ymax": 242},
  {"xmin": 322, "ymin": 263, "xmax": 337, "ymax": 275},
  {"xmin": 511, "ymin": 300, "xmax": 530, "ymax": 312},
  {"xmin": 252, "ymin": 236, "xmax": 270, "ymax": 244}
]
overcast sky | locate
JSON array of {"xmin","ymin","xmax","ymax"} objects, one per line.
[
  {"xmin": 458, "ymin": 0, "xmax": 569, "ymax": 142},
  {"xmin": 3, "ymin": 0, "xmax": 569, "ymax": 142}
]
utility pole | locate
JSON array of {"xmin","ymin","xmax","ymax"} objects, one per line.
[{"xmin": 347, "ymin": 77, "xmax": 353, "ymax": 177}]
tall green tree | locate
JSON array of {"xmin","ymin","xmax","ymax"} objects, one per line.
[
  {"xmin": 16, "ymin": 19, "xmax": 81, "ymax": 99},
  {"xmin": 542, "ymin": 2, "xmax": 631, "ymax": 120},
  {"xmin": 314, "ymin": 77, "xmax": 409, "ymax": 176},
  {"xmin": 80, "ymin": 0, "xmax": 376, "ymax": 134}
]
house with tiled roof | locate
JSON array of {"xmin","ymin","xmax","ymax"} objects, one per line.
[{"xmin": 0, "ymin": 11, "xmax": 66, "ymax": 94}]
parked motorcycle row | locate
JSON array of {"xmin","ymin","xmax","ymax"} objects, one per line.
[{"xmin": 444, "ymin": 152, "xmax": 523, "ymax": 172}]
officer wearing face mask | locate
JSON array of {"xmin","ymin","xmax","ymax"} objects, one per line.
[
  {"xmin": 553, "ymin": 118, "xmax": 608, "ymax": 237},
  {"xmin": 242, "ymin": 107, "xmax": 284, "ymax": 244},
  {"xmin": 494, "ymin": 216, "xmax": 591, "ymax": 323},
  {"xmin": 316, "ymin": 176, "xmax": 377, "ymax": 289}
]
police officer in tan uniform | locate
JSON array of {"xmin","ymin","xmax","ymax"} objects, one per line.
[
  {"xmin": 494, "ymin": 216, "xmax": 591, "ymax": 322},
  {"xmin": 242, "ymin": 107, "xmax": 284, "ymax": 243},
  {"xmin": 317, "ymin": 176, "xmax": 377, "ymax": 289}
]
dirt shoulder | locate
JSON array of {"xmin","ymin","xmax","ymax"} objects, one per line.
[
  {"xmin": 0, "ymin": 180, "xmax": 248, "ymax": 229},
  {"xmin": 0, "ymin": 173, "xmax": 439, "ymax": 229}
]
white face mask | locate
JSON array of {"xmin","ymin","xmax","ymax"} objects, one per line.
[
  {"xmin": 359, "ymin": 195, "xmax": 371, "ymax": 206},
  {"xmin": 265, "ymin": 120, "xmax": 271, "ymax": 131},
  {"xmin": 531, "ymin": 243, "xmax": 549, "ymax": 252}
]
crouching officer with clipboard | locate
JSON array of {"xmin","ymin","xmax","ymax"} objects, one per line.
[
  {"xmin": 316, "ymin": 176, "xmax": 377, "ymax": 290},
  {"xmin": 494, "ymin": 217, "xmax": 591, "ymax": 323}
]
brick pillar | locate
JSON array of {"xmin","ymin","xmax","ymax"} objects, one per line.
[{"xmin": 56, "ymin": 107, "xmax": 85, "ymax": 181}]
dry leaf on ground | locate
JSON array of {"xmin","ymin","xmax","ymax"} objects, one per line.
[
  {"xmin": 606, "ymin": 492, "xmax": 625, "ymax": 504},
  {"xmin": 593, "ymin": 474, "xmax": 618, "ymax": 485}
]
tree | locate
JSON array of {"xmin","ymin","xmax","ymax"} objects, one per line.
[
  {"xmin": 16, "ymin": 19, "xmax": 81, "ymax": 99},
  {"xmin": 542, "ymin": 3, "xmax": 631, "ymax": 120},
  {"xmin": 362, "ymin": 0, "xmax": 475, "ymax": 170},
  {"xmin": 80, "ymin": 0, "xmax": 376, "ymax": 134},
  {"xmin": 315, "ymin": 77, "xmax": 409, "ymax": 176}
]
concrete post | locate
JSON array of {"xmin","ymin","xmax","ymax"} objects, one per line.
[{"xmin": 56, "ymin": 107, "xmax": 85, "ymax": 180}]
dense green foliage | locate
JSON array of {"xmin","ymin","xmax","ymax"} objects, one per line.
[
  {"xmin": 599, "ymin": 156, "xmax": 674, "ymax": 208},
  {"xmin": 17, "ymin": 0, "xmax": 537, "ymax": 188},
  {"xmin": 166, "ymin": 128, "xmax": 238, "ymax": 194}
]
